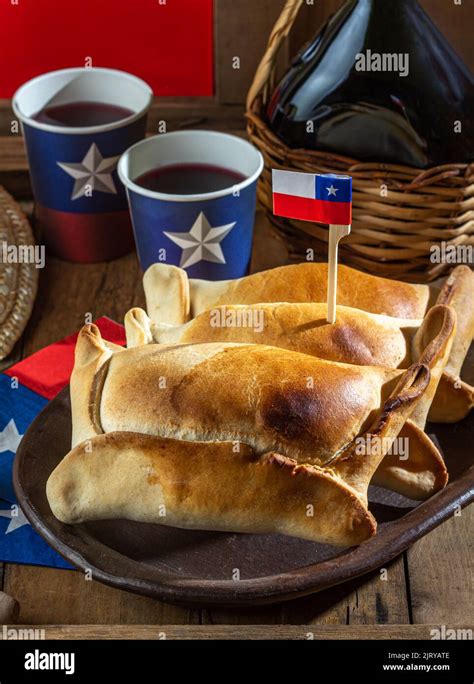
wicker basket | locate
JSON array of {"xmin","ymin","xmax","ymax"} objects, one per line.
[{"xmin": 246, "ymin": 0, "xmax": 474, "ymax": 283}]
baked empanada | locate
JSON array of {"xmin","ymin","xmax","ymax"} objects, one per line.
[
  {"xmin": 124, "ymin": 303, "xmax": 455, "ymax": 499},
  {"xmin": 126, "ymin": 303, "xmax": 420, "ymax": 369},
  {"xmin": 143, "ymin": 263, "xmax": 474, "ymax": 422},
  {"xmin": 143, "ymin": 262, "xmax": 433, "ymax": 324},
  {"xmin": 47, "ymin": 310, "xmax": 451, "ymax": 546}
]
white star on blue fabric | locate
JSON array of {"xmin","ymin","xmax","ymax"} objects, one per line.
[
  {"xmin": 0, "ymin": 505, "xmax": 30, "ymax": 534},
  {"xmin": 0, "ymin": 419, "xmax": 22, "ymax": 453},
  {"xmin": 164, "ymin": 211, "xmax": 236, "ymax": 269},
  {"xmin": 57, "ymin": 143, "xmax": 120, "ymax": 201},
  {"xmin": 326, "ymin": 185, "xmax": 338, "ymax": 197}
]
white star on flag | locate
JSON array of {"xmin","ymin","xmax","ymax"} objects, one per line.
[
  {"xmin": 57, "ymin": 143, "xmax": 120, "ymax": 200},
  {"xmin": 164, "ymin": 211, "xmax": 236, "ymax": 269},
  {"xmin": 327, "ymin": 184, "xmax": 338, "ymax": 196},
  {"xmin": 0, "ymin": 506, "xmax": 30, "ymax": 535},
  {"xmin": 0, "ymin": 419, "xmax": 22, "ymax": 453}
]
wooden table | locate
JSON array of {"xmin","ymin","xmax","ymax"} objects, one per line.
[{"xmin": 0, "ymin": 132, "xmax": 472, "ymax": 637}]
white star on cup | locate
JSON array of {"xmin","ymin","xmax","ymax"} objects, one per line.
[
  {"xmin": 57, "ymin": 143, "xmax": 120, "ymax": 200},
  {"xmin": 327, "ymin": 185, "xmax": 338, "ymax": 197},
  {"xmin": 164, "ymin": 211, "xmax": 236, "ymax": 269}
]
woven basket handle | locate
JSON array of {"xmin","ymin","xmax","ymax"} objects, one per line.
[{"xmin": 246, "ymin": 0, "xmax": 304, "ymax": 111}]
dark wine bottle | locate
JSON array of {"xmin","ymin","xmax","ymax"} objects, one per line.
[{"xmin": 267, "ymin": 0, "xmax": 474, "ymax": 167}]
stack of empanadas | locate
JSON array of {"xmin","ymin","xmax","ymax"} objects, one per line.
[
  {"xmin": 140, "ymin": 263, "xmax": 474, "ymax": 422},
  {"xmin": 47, "ymin": 262, "xmax": 474, "ymax": 547}
]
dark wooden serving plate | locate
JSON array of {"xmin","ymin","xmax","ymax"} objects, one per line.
[{"xmin": 14, "ymin": 374, "xmax": 474, "ymax": 607}]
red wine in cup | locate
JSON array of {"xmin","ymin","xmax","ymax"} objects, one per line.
[
  {"xmin": 134, "ymin": 163, "xmax": 246, "ymax": 195},
  {"xmin": 32, "ymin": 101, "xmax": 134, "ymax": 127}
]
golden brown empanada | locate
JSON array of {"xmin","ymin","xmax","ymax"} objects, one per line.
[
  {"xmin": 124, "ymin": 302, "xmax": 455, "ymax": 499},
  {"xmin": 142, "ymin": 263, "xmax": 474, "ymax": 422},
  {"xmin": 47, "ymin": 324, "xmax": 436, "ymax": 546},
  {"xmin": 47, "ymin": 303, "xmax": 455, "ymax": 546}
]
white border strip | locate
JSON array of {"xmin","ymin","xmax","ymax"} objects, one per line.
[{"xmin": 272, "ymin": 169, "xmax": 316, "ymax": 199}]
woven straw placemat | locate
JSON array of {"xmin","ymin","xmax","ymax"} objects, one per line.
[{"xmin": 0, "ymin": 186, "xmax": 38, "ymax": 360}]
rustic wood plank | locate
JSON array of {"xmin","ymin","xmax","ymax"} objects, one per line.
[
  {"xmin": 146, "ymin": 100, "xmax": 245, "ymax": 133},
  {"xmin": 407, "ymin": 503, "xmax": 473, "ymax": 625},
  {"xmin": 214, "ymin": 0, "xmax": 288, "ymax": 104},
  {"xmin": 0, "ymin": 137, "xmax": 28, "ymax": 172},
  {"xmin": 0, "ymin": 336, "xmax": 24, "ymax": 372},
  {"xmin": 250, "ymin": 211, "xmax": 288, "ymax": 271},
  {"xmin": 281, "ymin": 583, "xmax": 350, "ymax": 624},
  {"xmin": 0, "ymin": 172, "xmax": 31, "ymax": 202},
  {"xmin": 3, "ymin": 565, "xmax": 196, "ymax": 625},
  {"xmin": 422, "ymin": 0, "xmax": 474, "ymax": 71},
  {"xmin": 200, "ymin": 606, "xmax": 284, "ymax": 625},
  {"xmin": 202, "ymin": 556, "xmax": 409, "ymax": 626},
  {"xmin": 20, "ymin": 253, "xmax": 143, "ymax": 355},
  {"xmin": 346, "ymin": 557, "xmax": 410, "ymax": 625},
  {"xmin": 0, "ymin": 624, "xmax": 461, "ymax": 639},
  {"xmin": 278, "ymin": 556, "xmax": 409, "ymax": 625}
]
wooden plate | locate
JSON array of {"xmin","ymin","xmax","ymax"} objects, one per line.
[{"xmin": 14, "ymin": 377, "xmax": 474, "ymax": 608}]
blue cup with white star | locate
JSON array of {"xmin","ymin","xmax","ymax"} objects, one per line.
[
  {"xmin": 118, "ymin": 130, "xmax": 264, "ymax": 277},
  {"xmin": 12, "ymin": 67, "xmax": 153, "ymax": 262}
]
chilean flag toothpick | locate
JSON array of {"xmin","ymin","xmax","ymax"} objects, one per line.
[{"xmin": 272, "ymin": 170, "xmax": 353, "ymax": 324}]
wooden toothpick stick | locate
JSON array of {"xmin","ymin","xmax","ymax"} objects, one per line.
[
  {"xmin": 327, "ymin": 224, "xmax": 351, "ymax": 324},
  {"xmin": 271, "ymin": 169, "xmax": 353, "ymax": 322}
]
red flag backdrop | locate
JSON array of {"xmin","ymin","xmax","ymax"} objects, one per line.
[{"xmin": 0, "ymin": 0, "xmax": 214, "ymax": 98}]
